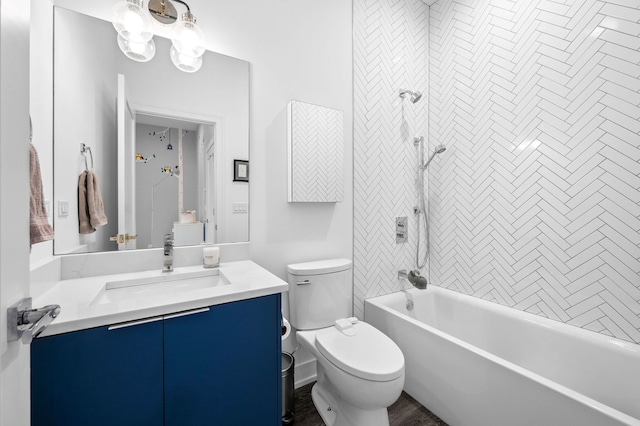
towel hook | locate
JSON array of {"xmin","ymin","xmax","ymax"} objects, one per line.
[{"xmin": 80, "ymin": 142, "xmax": 94, "ymax": 171}]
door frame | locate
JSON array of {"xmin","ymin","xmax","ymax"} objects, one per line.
[
  {"xmin": 204, "ymin": 138, "xmax": 217, "ymax": 243},
  {"xmin": 117, "ymin": 74, "xmax": 137, "ymax": 250}
]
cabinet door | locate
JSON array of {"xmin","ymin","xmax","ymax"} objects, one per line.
[
  {"xmin": 31, "ymin": 318, "xmax": 164, "ymax": 426},
  {"xmin": 164, "ymin": 294, "xmax": 281, "ymax": 426}
]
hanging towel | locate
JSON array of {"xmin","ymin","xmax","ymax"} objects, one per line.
[
  {"xmin": 78, "ymin": 170, "xmax": 108, "ymax": 234},
  {"xmin": 87, "ymin": 171, "xmax": 108, "ymax": 229},
  {"xmin": 78, "ymin": 171, "xmax": 93, "ymax": 234},
  {"xmin": 30, "ymin": 144, "xmax": 54, "ymax": 245}
]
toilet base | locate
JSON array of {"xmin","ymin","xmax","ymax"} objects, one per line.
[
  {"xmin": 311, "ymin": 377, "xmax": 390, "ymax": 426},
  {"xmin": 312, "ymin": 383, "xmax": 337, "ymax": 425}
]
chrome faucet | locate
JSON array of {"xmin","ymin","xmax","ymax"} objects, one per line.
[
  {"xmin": 398, "ymin": 269, "xmax": 428, "ymax": 290},
  {"xmin": 163, "ymin": 234, "xmax": 174, "ymax": 272}
]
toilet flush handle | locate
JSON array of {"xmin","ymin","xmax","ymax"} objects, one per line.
[{"xmin": 296, "ymin": 279, "xmax": 312, "ymax": 286}]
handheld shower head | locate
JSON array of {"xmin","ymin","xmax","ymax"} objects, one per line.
[
  {"xmin": 422, "ymin": 144, "xmax": 446, "ymax": 169},
  {"xmin": 399, "ymin": 88, "xmax": 423, "ymax": 103}
]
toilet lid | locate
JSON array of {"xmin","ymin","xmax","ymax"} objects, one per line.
[{"xmin": 315, "ymin": 321, "xmax": 404, "ymax": 382}]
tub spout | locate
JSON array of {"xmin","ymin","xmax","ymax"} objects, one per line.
[
  {"xmin": 408, "ymin": 270, "xmax": 428, "ymax": 290},
  {"xmin": 398, "ymin": 269, "xmax": 428, "ymax": 289}
]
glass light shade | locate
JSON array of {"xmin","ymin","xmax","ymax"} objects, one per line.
[
  {"xmin": 117, "ymin": 34, "xmax": 156, "ymax": 62},
  {"xmin": 171, "ymin": 12, "xmax": 205, "ymax": 58},
  {"xmin": 170, "ymin": 45, "xmax": 203, "ymax": 73},
  {"xmin": 112, "ymin": 0, "xmax": 153, "ymax": 44}
]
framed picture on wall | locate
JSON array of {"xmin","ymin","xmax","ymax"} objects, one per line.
[{"xmin": 233, "ymin": 159, "xmax": 249, "ymax": 182}]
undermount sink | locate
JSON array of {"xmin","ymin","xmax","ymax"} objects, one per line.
[{"xmin": 90, "ymin": 269, "xmax": 221, "ymax": 306}]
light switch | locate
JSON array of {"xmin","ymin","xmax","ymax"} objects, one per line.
[
  {"xmin": 232, "ymin": 202, "xmax": 248, "ymax": 213},
  {"xmin": 58, "ymin": 200, "xmax": 69, "ymax": 217}
]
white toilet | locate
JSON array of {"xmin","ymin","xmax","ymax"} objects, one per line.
[{"xmin": 287, "ymin": 259, "xmax": 405, "ymax": 426}]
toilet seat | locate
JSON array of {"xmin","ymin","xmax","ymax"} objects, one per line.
[{"xmin": 315, "ymin": 321, "xmax": 404, "ymax": 382}]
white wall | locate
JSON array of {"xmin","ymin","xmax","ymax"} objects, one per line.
[{"xmin": 430, "ymin": 0, "xmax": 640, "ymax": 345}]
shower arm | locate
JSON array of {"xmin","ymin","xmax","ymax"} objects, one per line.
[{"xmin": 421, "ymin": 150, "xmax": 439, "ymax": 170}]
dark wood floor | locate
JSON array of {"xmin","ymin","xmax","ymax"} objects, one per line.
[{"xmin": 293, "ymin": 382, "xmax": 448, "ymax": 426}]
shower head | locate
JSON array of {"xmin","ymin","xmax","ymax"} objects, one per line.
[
  {"xmin": 422, "ymin": 144, "xmax": 446, "ymax": 169},
  {"xmin": 399, "ymin": 88, "xmax": 423, "ymax": 103}
]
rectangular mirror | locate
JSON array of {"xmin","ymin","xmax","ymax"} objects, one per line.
[
  {"xmin": 52, "ymin": 7, "xmax": 249, "ymax": 254},
  {"xmin": 287, "ymin": 100, "xmax": 344, "ymax": 203}
]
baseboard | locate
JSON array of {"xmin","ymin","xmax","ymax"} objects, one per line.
[{"xmin": 294, "ymin": 357, "xmax": 316, "ymax": 389}]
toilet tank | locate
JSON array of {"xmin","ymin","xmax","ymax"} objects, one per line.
[{"xmin": 287, "ymin": 259, "xmax": 352, "ymax": 330}]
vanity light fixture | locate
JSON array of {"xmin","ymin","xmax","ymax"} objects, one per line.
[
  {"xmin": 112, "ymin": 0, "xmax": 155, "ymax": 62},
  {"xmin": 116, "ymin": 33, "xmax": 156, "ymax": 62},
  {"xmin": 112, "ymin": 0, "xmax": 206, "ymax": 72}
]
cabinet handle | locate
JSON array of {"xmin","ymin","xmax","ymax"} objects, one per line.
[
  {"xmin": 164, "ymin": 307, "xmax": 210, "ymax": 320},
  {"xmin": 108, "ymin": 316, "xmax": 163, "ymax": 331}
]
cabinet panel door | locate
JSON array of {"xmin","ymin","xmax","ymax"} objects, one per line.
[
  {"xmin": 164, "ymin": 294, "xmax": 281, "ymax": 426},
  {"xmin": 31, "ymin": 319, "xmax": 164, "ymax": 426}
]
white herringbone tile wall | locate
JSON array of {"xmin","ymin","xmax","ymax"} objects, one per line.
[
  {"xmin": 430, "ymin": 0, "xmax": 640, "ymax": 343},
  {"xmin": 353, "ymin": 0, "xmax": 429, "ymax": 318}
]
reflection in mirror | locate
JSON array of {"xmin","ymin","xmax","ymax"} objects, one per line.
[
  {"xmin": 52, "ymin": 7, "xmax": 249, "ymax": 255},
  {"xmin": 135, "ymin": 119, "xmax": 208, "ymax": 249}
]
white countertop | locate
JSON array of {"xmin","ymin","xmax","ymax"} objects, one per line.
[{"xmin": 34, "ymin": 260, "xmax": 288, "ymax": 337}]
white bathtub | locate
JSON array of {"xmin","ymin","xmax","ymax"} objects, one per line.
[{"xmin": 365, "ymin": 286, "xmax": 640, "ymax": 426}]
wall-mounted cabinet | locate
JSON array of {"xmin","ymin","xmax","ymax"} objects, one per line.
[
  {"xmin": 287, "ymin": 100, "xmax": 344, "ymax": 203},
  {"xmin": 31, "ymin": 294, "xmax": 281, "ymax": 426}
]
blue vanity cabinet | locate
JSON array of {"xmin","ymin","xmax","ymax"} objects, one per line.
[
  {"xmin": 163, "ymin": 294, "xmax": 282, "ymax": 426},
  {"xmin": 31, "ymin": 294, "xmax": 282, "ymax": 426},
  {"xmin": 31, "ymin": 317, "xmax": 164, "ymax": 426}
]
